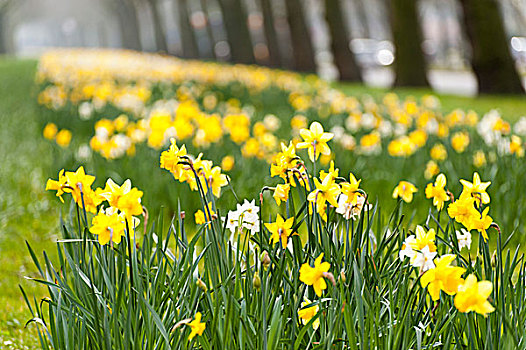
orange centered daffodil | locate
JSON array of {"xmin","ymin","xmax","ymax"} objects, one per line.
[{"xmin": 265, "ymin": 214, "xmax": 295, "ymax": 249}]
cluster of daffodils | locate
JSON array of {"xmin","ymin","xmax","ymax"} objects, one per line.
[
  {"xmin": 46, "ymin": 166, "xmax": 144, "ymax": 246},
  {"xmin": 160, "ymin": 138, "xmax": 228, "ymax": 198},
  {"xmin": 398, "ymin": 170, "xmax": 496, "ymax": 316}
]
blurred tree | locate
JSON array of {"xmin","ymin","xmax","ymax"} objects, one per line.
[
  {"xmin": 0, "ymin": 3, "xmax": 7, "ymax": 54},
  {"xmin": 285, "ymin": 0, "xmax": 316, "ymax": 72},
  {"xmin": 390, "ymin": 0, "xmax": 429, "ymax": 87},
  {"xmin": 458, "ymin": 0, "xmax": 525, "ymax": 94},
  {"xmin": 325, "ymin": 0, "xmax": 362, "ymax": 81},
  {"xmin": 175, "ymin": 0, "xmax": 199, "ymax": 58},
  {"xmin": 199, "ymin": 0, "xmax": 217, "ymax": 59},
  {"xmin": 217, "ymin": 0, "xmax": 255, "ymax": 64},
  {"xmin": 143, "ymin": 0, "xmax": 168, "ymax": 52},
  {"xmin": 353, "ymin": 0, "xmax": 370, "ymax": 38},
  {"xmin": 113, "ymin": 0, "xmax": 142, "ymax": 51},
  {"xmin": 258, "ymin": 0, "xmax": 282, "ymax": 67}
]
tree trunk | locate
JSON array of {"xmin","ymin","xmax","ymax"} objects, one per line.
[
  {"xmin": 115, "ymin": 0, "xmax": 142, "ymax": 51},
  {"xmin": 176, "ymin": 0, "xmax": 199, "ymax": 58},
  {"xmin": 459, "ymin": 0, "xmax": 524, "ymax": 94},
  {"xmin": 325, "ymin": 0, "xmax": 362, "ymax": 81},
  {"xmin": 0, "ymin": 11, "xmax": 6, "ymax": 54},
  {"xmin": 353, "ymin": 0, "xmax": 370, "ymax": 38},
  {"xmin": 147, "ymin": 0, "xmax": 168, "ymax": 52},
  {"xmin": 284, "ymin": 0, "xmax": 317, "ymax": 72},
  {"xmin": 217, "ymin": 0, "xmax": 255, "ymax": 64},
  {"xmin": 258, "ymin": 0, "xmax": 282, "ymax": 67},
  {"xmin": 199, "ymin": 0, "xmax": 217, "ymax": 59},
  {"xmin": 390, "ymin": 0, "xmax": 429, "ymax": 87}
]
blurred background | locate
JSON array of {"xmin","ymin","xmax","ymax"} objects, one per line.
[{"xmin": 1, "ymin": 0, "xmax": 525, "ymax": 95}]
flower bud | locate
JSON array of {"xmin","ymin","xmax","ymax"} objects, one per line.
[
  {"xmin": 253, "ymin": 273, "xmax": 261, "ymax": 291},
  {"xmin": 261, "ymin": 251, "xmax": 271, "ymax": 269},
  {"xmin": 196, "ymin": 278, "xmax": 207, "ymax": 292},
  {"xmin": 340, "ymin": 270, "xmax": 346, "ymax": 283},
  {"xmin": 491, "ymin": 251, "xmax": 497, "ymax": 268}
]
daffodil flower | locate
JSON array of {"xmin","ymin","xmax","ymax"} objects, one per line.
[
  {"xmin": 297, "ymin": 121, "xmax": 333, "ymax": 162},
  {"xmin": 265, "ymin": 214, "xmax": 295, "ymax": 249},
  {"xmin": 454, "ymin": 274, "xmax": 495, "ymax": 316},
  {"xmin": 299, "ymin": 253, "xmax": 331, "ymax": 296}
]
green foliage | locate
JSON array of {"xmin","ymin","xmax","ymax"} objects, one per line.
[{"xmin": 22, "ymin": 156, "xmax": 526, "ymax": 349}]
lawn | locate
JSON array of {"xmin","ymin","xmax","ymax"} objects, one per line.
[{"xmin": 1, "ymin": 57, "xmax": 526, "ymax": 348}]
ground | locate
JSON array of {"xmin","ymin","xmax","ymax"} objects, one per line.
[{"xmin": 0, "ymin": 58, "xmax": 525, "ymax": 348}]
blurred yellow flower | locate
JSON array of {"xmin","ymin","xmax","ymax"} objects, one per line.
[
  {"xmin": 43, "ymin": 122, "xmax": 58, "ymax": 140},
  {"xmin": 392, "ymin": 181, "xmax": 418, "ymax": 203},
  {"xmin": 221, "ymin": 155, "xmax": 235, "ymax": 171},
  {"xmin": 56, "ymin": 129, "xmax": 72, "ymax": 147},
  {"xmin": 430, "ymin": 143, "xmax": 447, "ymax": 161},
  {"xmin": 424, "ymin": 160, "xmax": 439, "ymax": 180},
  {"xmin": 454, "ymin": 274, "xmax": 495, "ymax": 316},
  {"xmin": 473, "ymin": 150, "xmax": 486, "ymax": 168},
  {"xmin": 451, "ymin": 131, "xmax": 470, "ymax": 153}
]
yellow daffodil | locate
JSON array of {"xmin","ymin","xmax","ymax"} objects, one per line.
[
  {"xmin": 265, "ymin": 214, "xmax": 295, "ymax": 249},
  {"xmin": 454, "ymin": 274, "xmax": 495, "ymax": 316},
  {"xmin": 339, "ymin": 173, "xmax": 362, "ymax": 206},
  {"xmin": 392, "ymin": 181, "xmax": 418, "ymax": 203},
  {"xmin": 297, "ymin": 121, "xmax": 333, "ymax": 162},
  {"xmin": 468, "ymin": 207, "xmax": 493, "ymax": 242},
  {"xmin": 62, "ymin": 166, "xmax": 103, "ymax": 213},
  {"xmin": 195, "ymin": 210, "xmax": 206, "ymax": 225},
  {"xmin": 46, "ymin": 169, "xmax": 68, "ymax": 202},
  {"xmin": 298, "ymin": 298, "xmax": 320, "ymax": 330},
  {"xmin": 451, "ymin": 131, "xmax": 470, "ymax": 153},
  {"xmin": 299, "ymin": 253, "xmax": 331, "ymax": 296},
  {"xmin": 202, "ymin": 165, "xmax": 228, "ymax": 198},
  {"xmin": 473, "ymin": 151, "xmax": 486, "ymax": 168},
  {"xmin": 421, "ymin": 254, "xmax": 465, "ymax": 301},
  {"xmin": 318, "ymin": 161, "xmax": 339, "ymax": 183},
  {"xmin": 160, "ymin": 138, "xmax": 187, "ymax": 180},
  {"xmin": 221, "ymin": 155, "xmax": 235, "ymax": 171},
  {"xmin": 56, "ymin": 129, "xmax": 72, "ymax": 147},
  {"xmin": 307, "ymin": 175, "xmax": 341, "ymax": 213},
  {"xmin": 89, "ymin": 209, "xmax": 126, "ymax": 246},
  {"xmin": 186, "ymin": 312, "xmax": 206, "ymax": 340},
  {"xmin": 43, "ymin": 122, "xmax": 58, "ymax": 140},
  {"xmin": 459, "ymin": 172, "xmax": 491, "ymax": 204},
  {"xmin": 425, "ymin": 173, "xmax": 449, "ymax": 211},
  {"xmin": 430, "ymin": 143, "xmax": 447, "ymax": 161},
  {"xmin": 273, "ymin": 183, "xmax": 290, "ymax": 206},
  {"xmin": 424, "ymin": 160, "xmax": 440, "ymax": 180}
]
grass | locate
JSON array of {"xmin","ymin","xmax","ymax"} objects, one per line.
[
  {"xmin": 1, "ymin": 57, "xmax": 526, "ymax": 348},
  {"xmin": 0, "ymin": 58, "xmax": 57, "ymax": 349}
]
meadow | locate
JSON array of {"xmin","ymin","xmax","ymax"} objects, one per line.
[{"xmin": 2, "ymin": 50, "xmax": 526, "ymax": 348}]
